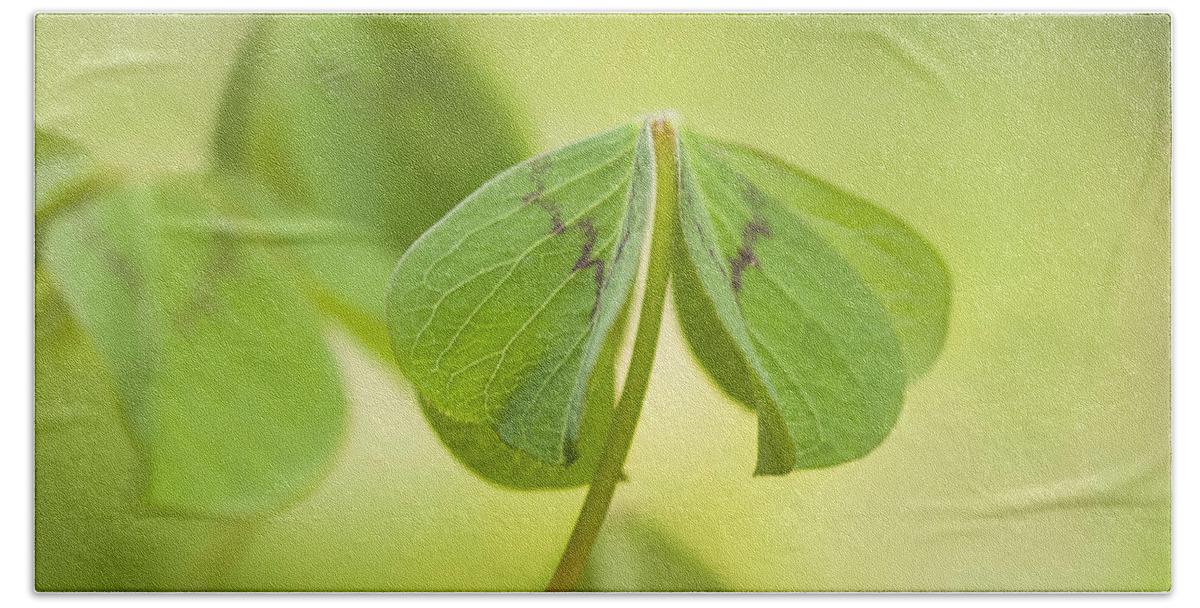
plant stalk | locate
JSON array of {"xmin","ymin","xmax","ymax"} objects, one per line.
[{"xmin": 546, "ymin": 117, "xmax": 680, "ymax": 591}]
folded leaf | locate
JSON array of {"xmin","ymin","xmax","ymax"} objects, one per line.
[
  {"xmin": 687, "ymin": 133, "xmax": 952, "ymax": 379},
  {"xmin": 674, "ymin": 130, "xmax": 911, "ymax": 472},
  {"xmin": 40, "ymin": 175, "xmax": 347, "ymax": 515},
  {"xmin": 417, "ymin": 306, "xmax": 627, "ymax": 489},
  {"xmin": 390, "ymin": 115, "xmax": 949, "ymax": 474},
  {"xmin": 388, "ymin": 121, "xmax": 654, "ymax": 465}
]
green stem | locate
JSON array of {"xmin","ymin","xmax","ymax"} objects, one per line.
[{"xmin": 546, "ymin": 117, "xmax": 680, "ymax": 592}]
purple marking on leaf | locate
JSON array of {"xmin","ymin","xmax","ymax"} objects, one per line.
[
  {"xmin": 708, "ymin": 245, "xmax": 728, "ymax": 279},
  {"xmin": 613, "ymin": 225, "xmax": 631, "ymax": 267},
  {"xmin": 523, "ymin": 156, "xmax": 565, "ymax": 234},
  {"xmin": 743, "ymin": 178, "xmax": 768, "ymax": 209},
  {"xmin": 730, "ymin": 217, "xmax": 772, "ymax": 293},
  {"xmin": 549, "ymin": 209, "xmax": 566, "ymax": 234},
  {"xmin": 572, "ymin": 218, "xmax": 607, "ymax": 320},
  {"xmin": 175, "ymin": 231, "xmax": 241, "ymax": 334}
]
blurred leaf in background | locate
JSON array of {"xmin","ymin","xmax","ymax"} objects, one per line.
[
  {"xmin": 34, "ymin": 13, "xmax": 547, "ymax": 590},
  {"xmin": 33, "ymin": 130, "xmax": 116, "ymax": 226},
  {"xmin": 578, "ymin": 513, "xmax": 726, "ymax": 592},
  {"xmin": 35, "ymin": 272, "xmax": 224, "ymax": 590},
  {"xmin": 212, "ymin": 15, "xmax": 531, "ymax": 357},
  {"xmin": 40, "ymin": 174, "xmax": 349, "ymax": 516}
]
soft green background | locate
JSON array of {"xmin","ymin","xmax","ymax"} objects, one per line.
[{"xmin": 35, "ymin": 14, "xmax": 1170, "ymax": 590}]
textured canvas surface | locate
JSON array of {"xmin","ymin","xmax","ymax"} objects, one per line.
[{"xmin": 34, "ymin": 13, "xmax": 1170, "ymax": 592}]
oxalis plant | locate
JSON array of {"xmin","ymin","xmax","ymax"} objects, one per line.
[{"xmin": 387, "ymin": 113, "xmax": 951, "ymax": 591}]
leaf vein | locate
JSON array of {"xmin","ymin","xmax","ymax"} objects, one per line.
[
  {"xmin": 426, "ymin": 177, "xmax": 632, "ymax": 370},
  {"xmin": 418, "ymin": 142, "xmax": 637, "ymax": 289},
  {"xmin": 408, "ymin": 173, "xmax": 633, "ymax": 359},
  {"xmin": 480, "ymin": 229, "xmax": 621, "ymax": 410}
]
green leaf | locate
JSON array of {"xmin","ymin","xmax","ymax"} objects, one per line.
[
  {"xmin": 35, "ymin": 270, "xmax": 219, "ymax": 590},
  {"xmin": 417, "ymin": 306, "xmax": 627, "ymax": 489},
  {"xmin": 674, "ymin": 130, "xmax": 917, "ymax": 472},
  {"xmin": 212, "ymin": 15, "xmax": 530, "ymax": 352},
  {"xmin": 576, "ymin": 515, "xmax": 726, "ymax": 592},
  {"xmin": 389, "ymin": 117, "xmax": 948, "ymax": 473},
  {"xmin": 686, "ymin": 133, "xmax": 952, "ymax": 379},
  {"xmin": 40, "ymin": 175, "xmax": 347, "ymax": 516},
  {"xmin": 388, "ymin": 121, "xmax": 654, "ymax": 465}
]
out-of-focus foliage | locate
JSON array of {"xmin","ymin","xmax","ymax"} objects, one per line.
[
  {"xmin": 34, "ymin": 130, "xmax": 111, "ymax": 224},
  {"xmin": 41, "ymin": 175, "xmax": 349, "ymax": 516},
  {"xmin": 212, "ymin": 15, "xmax": 531, "ymax": 356},
  {"xmin": 34, "ymin": 271, "xmax": 220, "ymax": 590},
  {"xmin": 36, "ymin": 14, "xmax": 560, "ymax": 589},
  {"xmin": 577, "ymin": 514, "xmax": 726, "ymax": 592}
]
